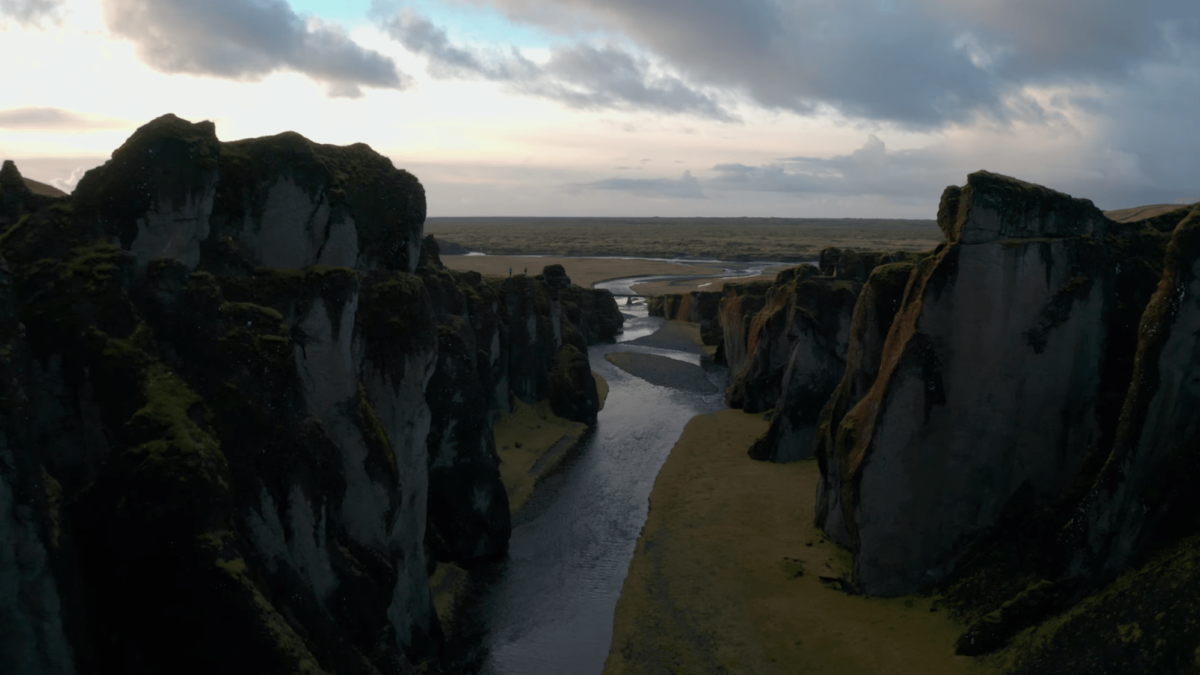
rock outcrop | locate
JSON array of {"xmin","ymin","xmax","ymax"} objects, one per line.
[
  {"xmin": 0, "ymin": 115, "xmax": 618, "ymax": 674},
  {"xmin": 647, "ymin": 290, "xmax": 722, "ymax": 345},
  {"xmin": 823, "ymin": 171, "xmax": 1170, "ymax": 596},
  {"xmin": 749, "ymin": 261, "xmax": 915, "ymax": 464},
  {"xmin": 717, "ymin": 279, "xmax": 775, "ymax": 376},
  {"xmin": 728, "ymin": 266, "xmax": 859, "ymax": 414},
  {"xmin": 1057, "ymin": 207, "xmax": 1200, "ymax": 583},
  {"xmin": 809, "ymin": 261, "xmax": 916, "ymax": 544},
  {"xmin": 722, "ymin": 250, "xmax": 925, "ymax": 416}
]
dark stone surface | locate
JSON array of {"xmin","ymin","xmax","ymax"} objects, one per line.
[{"xmin": 0, "ymin": 116, "xmax": 620, "ymax": 675}]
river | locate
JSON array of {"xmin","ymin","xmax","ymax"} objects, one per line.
[{"xmin": 443, "ymin": 262, "xmax": 787, "ymax": 674}]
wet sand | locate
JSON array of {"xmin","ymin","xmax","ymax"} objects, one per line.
[
  {"xmin": 604, "ymin": 409, "xmax": 998, "ymax": 675},
  {"xmin": 605, "ymin": 352, "xmax": 716, "ymax": 394},
  {"xmin": 625, "ymin": 320, "xmax": 714, "ymax": 356}
]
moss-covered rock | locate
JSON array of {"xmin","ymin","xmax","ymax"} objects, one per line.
[
  {"xmin": 549, "ymin": 344, "xmax": 600, "ymax": 424},
  {"xmin": 829, "ymin": 173, "xmax": 1167, "ymax": 597},
  {"xmin": 809, "ymin": 261, "xmax": 915, "ymax": 544},
  {"xmin": 1059, "ymin": 207, "xmax": 1200, "ymax": 582}
]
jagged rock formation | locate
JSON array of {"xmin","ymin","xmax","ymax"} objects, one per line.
[
  {"xmin": 823, "ymin": 171, "xmax": 1171, "ymax": 597},
  {"xmin": 809, "ymin": 261, "xmax": 916, "ymax": 544},
  {"xmin": 728, "ymin": 266, "xmax": 858, "ymax": 415},
  {"xmin": 1, "ymin": 160, "xmax": 64, "ymax": 230},
  {"xmin": 647, "ymin": 290, "xmax": 722, "ymax": 346},
  {"xmin": 749, "ymin": 262, "xmax": 915, "ymax": 464},
  {"xmin": 721, "ymin": 250, "xmax": 925, "ymax": 416},
  {"xmin": 1059, "ymin": 207, "xmax": 1200, "ymax": 583},
  {"xmin": 0, "ymin": 115, "xmax": 618, "ymax": 674},
  {"xmin": 717, "ymin": 279, "xmax": 774, "ymax": 377}
]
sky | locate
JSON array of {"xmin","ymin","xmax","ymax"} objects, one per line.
[{"xmin": 0, "ymin": 0, "xmax": 1197, "ymax": 218}]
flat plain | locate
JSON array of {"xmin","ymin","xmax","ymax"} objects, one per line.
[
  {"xmin": 440, "ymin": 254, "xmax": 724, "ymax": 290},
  {"xmin": 426, "ymin": 217, "xmax": 944, "ymax": 261}
]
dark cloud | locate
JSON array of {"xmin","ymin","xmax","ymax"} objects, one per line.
[
  {"xmin": 102, "ymin": 0, "xmax": 409, "ymax": 98},
  {"xmin": 0, "ymin": 107, "xmax": 128, "ymax": 130},
  {"xmin": 456, "ymin": 0, "xmax": 1196, "ymax": 128},
  {"xmin": 0, "ymin": 0, "xmax": 62, "ymax": 27},
  {"xmin": 373, "ymin": 7, "xmax": 736, "ymax": 121}
]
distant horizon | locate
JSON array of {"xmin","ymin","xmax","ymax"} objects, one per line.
[{"xmin": 3, "ymin": 0, "xmax": 1195, "ymax": 219}]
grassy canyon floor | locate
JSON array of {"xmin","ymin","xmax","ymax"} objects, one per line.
[{"xmin": 604, "ymin": 408, "xmax": 998, "ymax": 675}]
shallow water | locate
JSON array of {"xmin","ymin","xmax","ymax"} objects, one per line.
[
  {"xmin": 594, "ymin": 259, "xmax": 791, "ymax": 297},
  {"xmin": 444, "ymin": 303, "xmax": 728, "ymax": 674}
]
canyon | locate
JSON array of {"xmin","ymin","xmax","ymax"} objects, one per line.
[{"xmin": 4, "ymin": 114, "xmax": 1200, "ymax": 675}]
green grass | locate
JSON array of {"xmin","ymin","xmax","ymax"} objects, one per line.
[{"xmin": 425, "ymin": 217, "xmax": 942, "ymax": 261}]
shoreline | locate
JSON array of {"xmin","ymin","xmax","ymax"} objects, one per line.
[
  {"xmin": 604, "ymin": 409, "xmax": 998, "ymax": 675},
  {"xmin": 431, "ymin": 370, "xmax": 609, "ymax": 631}
]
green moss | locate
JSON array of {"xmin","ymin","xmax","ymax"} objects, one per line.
[
  {"xmin": 999, "ymin": 534, "xmax": 1200, "ymax": 674},
  {"xmin": 869, "ymin": 262, "xmax": 917, "ymax": 289},
  {"xmin": 123, "ymin": 366, "xmax": 224, "ymax": 471},
  {"xmin": 218, "ymin": 301, "xmax": 285, "ymax": 325},
  {"xmin": 0, "ymin": 213, "xmax": 30, "ymax": 248},
  {"xmin": 354, "ymin": 382, "xmax": 398, "ymax": 483},
  {"xmin": 197, "ymin": 533, "xmax": 332, "ymax": 675},
  {"xmin": 41, "ymin": 467, "xmax": 62, "ymax": 549}
]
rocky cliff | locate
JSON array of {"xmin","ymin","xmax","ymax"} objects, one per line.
[
  {"xmin": 0, "ymin": 115, "xmax": 618, "ymax": 674},
  {"xmin": 646, "ymin": 290, "xmax": 722, "ymax": 346},
  {"xmin": 818, "ymin": 171, "xmax": 1170, "ymax": 596},
  {"xmin": 810, "ymin": 260, "xmax": 916, "ymax": 544},
  {"xmin": 720, "ymin": 249, "xmax": 925, "ymax": 416}
]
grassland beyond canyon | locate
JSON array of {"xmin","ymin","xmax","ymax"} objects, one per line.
[{"xmin": 425, "ymin": 217, "xmax": 944, "ymax": 261}]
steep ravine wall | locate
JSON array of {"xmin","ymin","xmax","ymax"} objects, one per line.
[
  {"xmin": 0, "ymin": 115, "xmax": 619, "ymax": 675},
  {"xmin": 665, "ymin": 171, "xmax": 1200, "ymax": 670}
]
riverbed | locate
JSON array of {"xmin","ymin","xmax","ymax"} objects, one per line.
[{"xmin": 443, "ymin": 300, "xmax": 728, "ymax": 674}]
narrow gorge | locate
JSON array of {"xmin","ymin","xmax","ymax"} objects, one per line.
[{"xmin": 4, "ymin": 115, "xmax": 1200, "ymax": 675}]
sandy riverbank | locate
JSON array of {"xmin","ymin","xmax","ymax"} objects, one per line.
[
  {"xmin": 604, "ymin": 409, "xmax": 998, "ymax": 675},
  {"xmin": 431, "ymin": 371, "xmax": 609, "ymax": 629}
]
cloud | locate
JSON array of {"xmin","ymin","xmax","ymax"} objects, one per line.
[
  {"xmin": 102, "ymin": 0, "xmax": 410, "ymax": 98},
  {"xmin": 373, "ymin": 7, "xmax": 736, "ymax": 121},
  {"xmin": 570, "ymin": 169, "xmax": 707, "ymax": 198},
  {"xmin": 0, "ymin": 107, "xmax": 129, "ymax": 130},
  {"xmin": 454, "ymin": 0, "xmax": 1196, "ymax": 128},
  {"xmin": 0, "ymin": 0, "xmax": 63, "ymax": 28}
]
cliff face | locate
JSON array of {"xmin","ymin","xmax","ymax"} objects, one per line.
[
  {"xmin": 721, "ymin": 249, "xmax": 925, "ymax": 416},
  {"xmin": 647, "ymin": 290, "xmax": 722, "ymax": 346},
  {"xmin": 824, "ymin": 171, "xmax": 1168, "ymax": 596},
  {"xmin": 748, "ymin": 263, "xmax": 914, "ymax": 465},
  {"xmin": 717, "ymin": 280, "xmax": 774, "ymax": 378},
  {"xmin": 1059, "ymin": 207, "xmax": 1200, "ymax": 581},
  {"xmin": 0, "ymin": 115, "xmax": 617, "ymax": 674},
  {"xmin": 810, "ymin": 261, "xmax": 915, "ymax": 545}
]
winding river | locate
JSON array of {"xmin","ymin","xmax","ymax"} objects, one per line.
[{"xmin": 444, "ymin": 261, "xmax": 789, "ymax": 674}]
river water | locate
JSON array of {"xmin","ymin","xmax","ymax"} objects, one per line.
[{"xmin": 444, "ymin": 261, "xmax": 788, "ymax": 674}]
